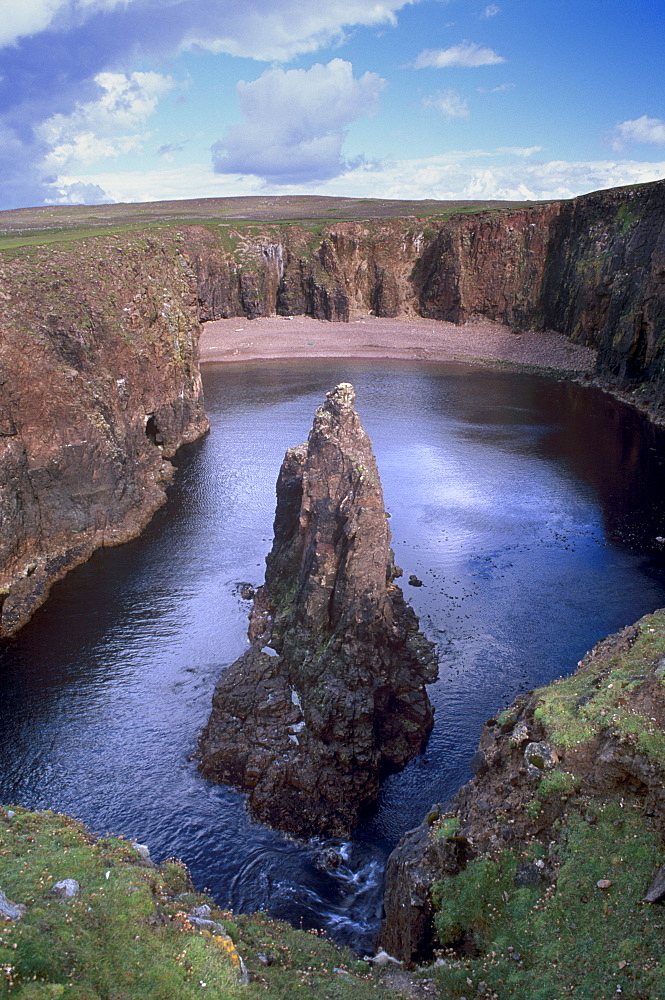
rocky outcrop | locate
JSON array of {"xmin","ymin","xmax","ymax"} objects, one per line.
[
  {"xmin": 198, "ymin": 383, "xmax": 438, "ymax": 838},
  {"xmin": 0, "ymin": 233, "xmax": 209, "ymax": 636},
  {"xmin": 380, "ymin": 608, "xmax": 665, "ymax": 962},
  {"xmin": 189, "ymin": 222, "xmax": 426, "ymax": 324},
  {"xmin": 189, "ymin": 183, "xmax": 665, "ymax": 405}
]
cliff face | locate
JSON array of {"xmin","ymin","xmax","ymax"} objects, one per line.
[
  {"xmin": 190, "ymin": 210, "xmax": 564, "ymax": 329},
  {"xmin": 0, "ymin": 233, "xmax": 209, "ymax": 636},
  {"xmin": 1, "ymin": 179, "xmax": 664, "ymax": 635},
  {"xmin": 412, "ymin": 204, "xmax": 561, "ymax": 328},
  {"xmin": 540, "ymin": 181, "xmax": 665, "ymax": 385},
  {"xmin": 190, "ymin": 222, "xmax": 425, "ymax": 323},
  {"xmin": 198, "ymin": 383, "xmax": 438, "ymax": 838},
  {"xmin": 189, "ymin": 182, "xmax": 665, "ymax": 403}
]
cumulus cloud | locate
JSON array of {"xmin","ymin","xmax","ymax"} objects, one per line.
[
  {"xmin": 331, "ymin": 155, "xmax": 665, "ymax": 202},
  {"xmin": 36, "ymin": 71, "xmax": 173, "ymax": 172},
  {"xmin": 611, "ymin": 115, "xmax": 665, "ymax": 151},
  {"xmin": 212, "ymin": 59, "xmax": 386, "ymax": 183},
  {"xmin": 424, "ymin": 89, "xmax": 469, "ymax": 119},
  {"xmin": 52, "ymin": 179, "xmax": 112, "ymax": 204},
  {"xmin": 60, "ymin": 151, "xmax": 665, "ymax": 207},
  {"xmin": 0, "ymin": 0, "xmax": 409, "ymax": 207},
  {"xmin": 481, "ymin": 4, "xmax": 500, "ymax": 16},
  {"xmin": 414, "ymin": 42, "xmax": 505, "ymax": 69},
  {"xmin": 0, "ymin": 0, "xmax": 413, "ymax": 60}
]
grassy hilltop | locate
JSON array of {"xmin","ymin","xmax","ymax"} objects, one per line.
[{"xmin": 0, "ymin": 194, "xmax": 528, "ymax": 253}]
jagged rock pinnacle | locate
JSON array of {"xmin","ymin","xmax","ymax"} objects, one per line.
[{"xmin": 198, "ymin": 384, "xmax": 438, "ymax": 838}]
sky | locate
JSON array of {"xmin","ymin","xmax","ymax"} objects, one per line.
[{"xmin": 1, "ymin": 0, "xmax": 664, "ymax": 210}]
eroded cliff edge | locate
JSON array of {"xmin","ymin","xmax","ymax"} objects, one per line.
[
  {"xmin": 0, "ymin": 235, "xmax": 209, "ymax": 636},
  {"xmin": 198, "ymin": 383, "xmax": 438, "ymax": 837},
  {"xmin": 380, "ymin": 609, "xmax": 665, "ymax": 983},
  {"xmin": 190, "ymin": 179, "xmax": 664, "ymax": 408}
]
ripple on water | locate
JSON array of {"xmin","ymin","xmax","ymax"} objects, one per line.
[{"xmin": 1, "ymin": 359, "xmax": 665, "ymax": 952}]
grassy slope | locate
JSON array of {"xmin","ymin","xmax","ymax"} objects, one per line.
[
  {"xmin": 0, "ymin": 807, "xmax": 412, "ymax": 1000},
  {"xmin": 427, "ymin": 609, "xmax": 665, "ymax": 999}
]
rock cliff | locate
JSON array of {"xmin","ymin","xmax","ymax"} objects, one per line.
[
  {"xmin": 188, "ymin": 182, "xmax": 665, "ymax": 406},
  {"xmin": 540, "ymin": 180, "xmax": 665, "ymax": 398},
  {"xmin": 380, "ymin": 608, "xmax": 665, "ymax": 964},
  {"xmin": 0, "ymin": 233, "xmax": 209, "ymax": 636},
  {"xmin": 198, "ymin": 383, "xmax": 438, "ymax": 837},
  {"xmin": 1, "ymin": 179, "xmax": 664, "ymax": 635}
]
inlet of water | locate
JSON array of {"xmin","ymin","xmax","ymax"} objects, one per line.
[{"xmin": 2, "ymin": 360, "xmax": 665, "ymax": 953}]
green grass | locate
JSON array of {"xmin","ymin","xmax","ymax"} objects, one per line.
[
  {"xmin": 0, "ymin": 196, "xmax": 546, "ymax": 252},
  {"xmin": 431, "ymin": 794, "xmax": 665, "ymax": 999},
  {"xmin": 0, "ymin": 807, "xmax": 409, "ymax": 1000},
  {"xmin": 532, "ymin": 609, "xmax": 665, "ymax": 765},
  {"xmin": 433, "ymin": 814, "xmax": 461, "ymax": 840}
]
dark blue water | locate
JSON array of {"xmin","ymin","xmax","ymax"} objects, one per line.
[{"xmin": 2, "ymin": 360, "xmax": 665, "ymax": 952}]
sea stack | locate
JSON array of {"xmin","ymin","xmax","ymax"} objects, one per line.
[{"xmin": 198, "ymin": 383, "xmax": 438, "ymax": 837}]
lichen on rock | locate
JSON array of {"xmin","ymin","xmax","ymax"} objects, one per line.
[{"xmin": 198, "ymin": 382, "xmax": 438, "ymax": 838}]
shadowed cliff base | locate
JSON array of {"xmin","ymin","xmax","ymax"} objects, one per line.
[{"xmin": 198, "ymin": 383, "xmax": 438, "ymax": 838}]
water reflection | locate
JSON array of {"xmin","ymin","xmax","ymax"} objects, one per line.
[{"xmin": 1, "ymin": 359, "xmax": 664, "ymax": 952}]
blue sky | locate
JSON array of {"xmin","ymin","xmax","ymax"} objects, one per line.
[{"xmin": 1, "ymin": 0, "xmax": 664, "ymax": 210}]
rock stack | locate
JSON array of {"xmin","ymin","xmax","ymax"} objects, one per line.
[{"xmin": 198, "ymin": 383, "xmax": 438, "ymax": 837}]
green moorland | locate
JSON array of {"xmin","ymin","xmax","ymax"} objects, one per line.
[
  {"xmin": 0, "ymin": 195, "xmax": 531, "ymax": 253},
  {"xmin": 430, "ymin": 796, "xmax": 664, "ymax": 999}
]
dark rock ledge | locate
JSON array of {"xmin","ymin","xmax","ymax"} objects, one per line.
[{"xmin": 198, "ymin": 383, "xmax": 438, "ymax": 838}]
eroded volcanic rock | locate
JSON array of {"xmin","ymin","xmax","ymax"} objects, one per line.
[{"xmin": 198, "ymin": 383, "xmax": 438, "ymax": 837}]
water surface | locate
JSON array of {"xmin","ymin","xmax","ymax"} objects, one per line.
[{"xmin": 2, "ymin": 360, "xmax": 665, "ymax": 952}]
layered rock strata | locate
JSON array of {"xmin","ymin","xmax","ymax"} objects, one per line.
[
  {"xmin": 198, "ymin": 383, "xmax": 438, "ymax": 837},
  {"xmin": 0, "ymin": 235, "xmax": 209, "ymax": 636}
]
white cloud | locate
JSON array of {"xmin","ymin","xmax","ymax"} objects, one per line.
[
  {"xmin": 611, "ymin": 115, "xmax": 665, "ymax": 151},
  {"xmin": 0, "ymin": 0, "xmax": 68, "ymax": 47},
  {"xmin": 481, "ymin": 4, "xmax": 500, "ymax": 17},
  {"xmin": 325, "ymin": 155, "xmax": 665, "ymax": 202},
  {"xmin": 37, "ymin": 71, "xmax": 173, "ymax": 171},
  {"xmin": 414, "ymin": 42, "xmax": 505, "ymax": 69},
  {"xmin": 497, "ymin": 146, "xmax": 543, "ymax": 157},
  {"xmin": 0, "ymin": 0, "xmax": 142, "ymax": 47},
  {"xmin": 60, "ymin": 152, "xmax": 665, "ymax": 207},
  {"xmin": 212, "ymin": 59, "xmax": 386, "ymax": 183},
  {"xmin": 0, "ymin": 0, "xmax": 415, "ymax": 61},
  {"xmin": 51, "ymin": 161, "xmax": 266, "ymax": 204},
  {"xmin": 424, "ymin": 89, "xmax": 469, "ymax": 119},
  {"xmin": 53, "ymin": 180, "xmax": 113, "ymax": 204},
  {"xmin": 183, "ymin": 0, "xmax": 406, "ymax": 62}
]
